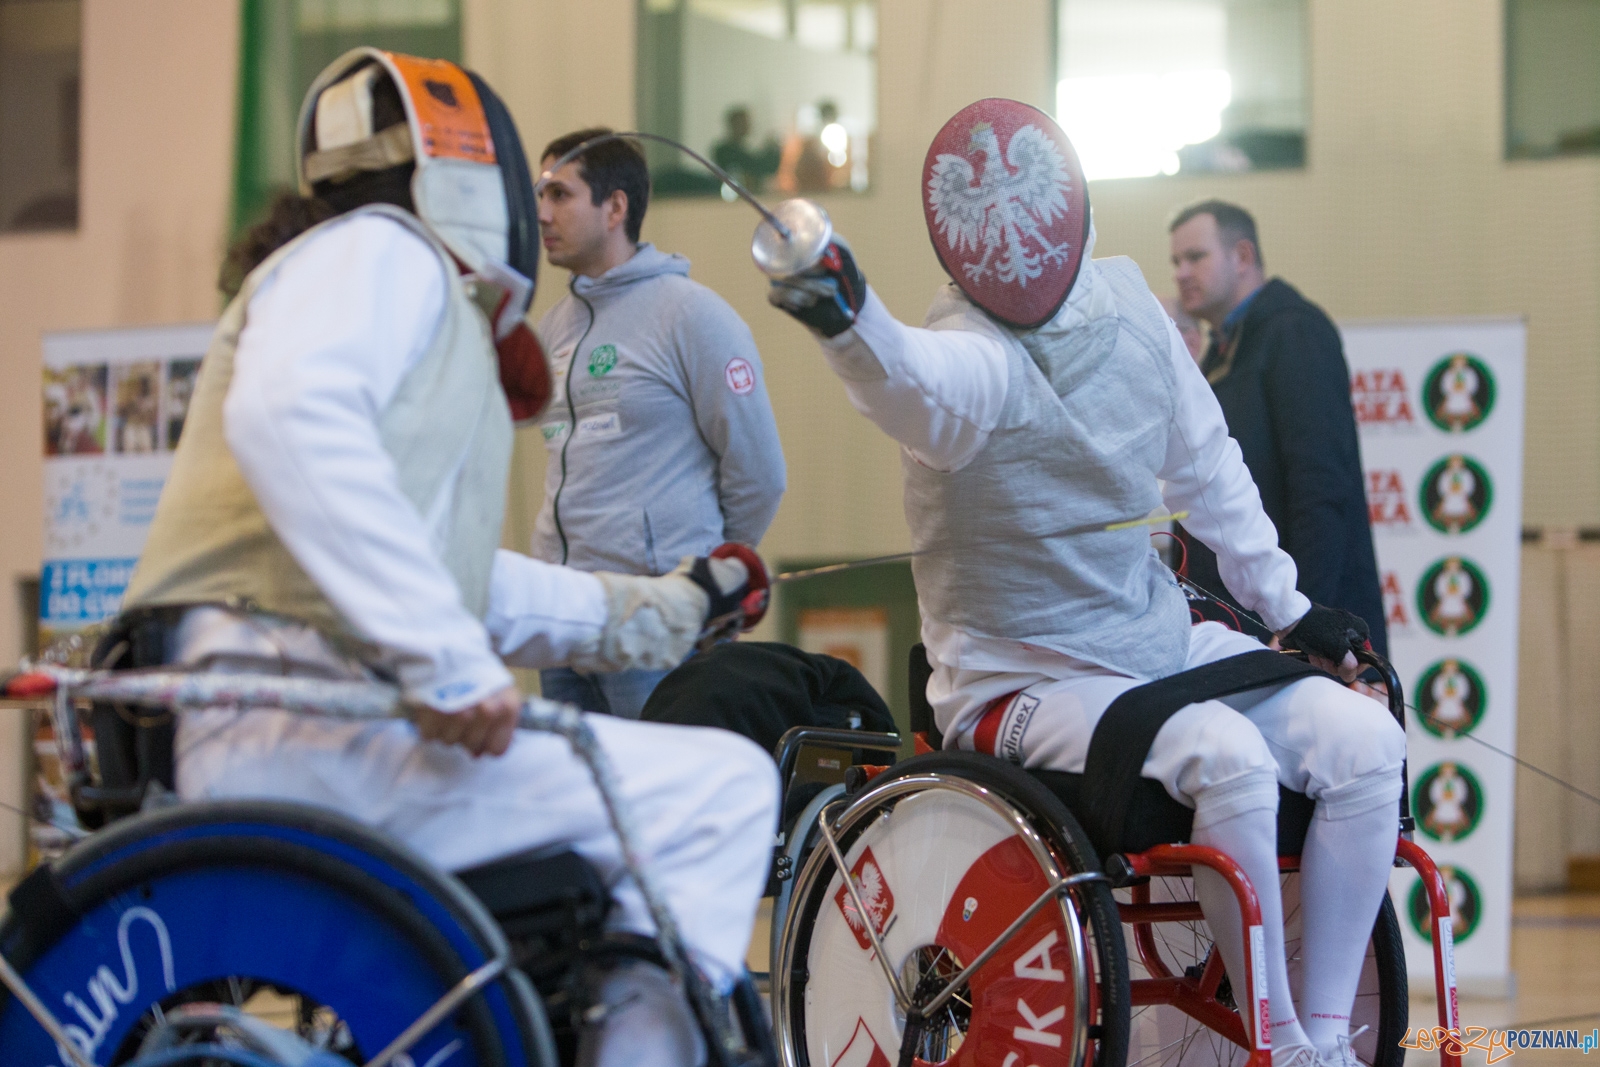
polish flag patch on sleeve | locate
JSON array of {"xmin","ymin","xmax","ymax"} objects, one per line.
[{"xmin": 725, "ymin": 356, "xmax": 755, "ymax": 395}]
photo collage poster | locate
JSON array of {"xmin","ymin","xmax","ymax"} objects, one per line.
[
  {"xmin": 35, "ymin": 323, "xmax": 212, "ymax": 859},
  {"xmin": 1345, "ymin": 318, "xmax": 1525, "ymax": 994}
]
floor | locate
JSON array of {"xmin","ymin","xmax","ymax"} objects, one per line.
[
  {"xmin": 750, "ymin": 895, "xmax": 1600, "ymax": 1065},
  {"xmin": 1417, "ymin": 893, "xmax": 1600, "ymax": 1067}
]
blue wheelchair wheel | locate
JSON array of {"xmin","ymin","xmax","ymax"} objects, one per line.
[{"xmin": 0, "ymin": 800, "xmax": 557, "ymax": 1066}]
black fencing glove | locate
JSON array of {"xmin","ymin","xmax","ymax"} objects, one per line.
[
  {"xmin": 767, "ymin": 238, "xmax": 867, "ymax": 338},
  {"xmin": 1280, "ymin": 604, "xmax": 1371, "ymax": 662}
]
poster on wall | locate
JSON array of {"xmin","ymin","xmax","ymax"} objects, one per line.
[
  {"xmin": 41, "ymin": 323, "xmax": 209, "ymax": 644},
  {"xmin": 1344, "ymin": 317, "xmax": 1525, "ymax": 997},
  {"xmin": 34, "ymin": 323, "xmax": 211, "ymax": 860},
  {"xmin": 797, "ymin": 606, "xmax": 891, "ymax": 700}
]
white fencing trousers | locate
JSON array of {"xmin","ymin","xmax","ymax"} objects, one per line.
[
  {"xmin": 951, "ymin": 622, "xmax": 1406, "ymax": 829},
  {"xmin": 175, "ymin": 707, "xmax": 780, "ymax": 986}
]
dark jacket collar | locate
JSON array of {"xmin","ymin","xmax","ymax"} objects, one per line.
[{"xmin": 1202, "ymin": 278, "xmax": 1306, "ymax": 382}]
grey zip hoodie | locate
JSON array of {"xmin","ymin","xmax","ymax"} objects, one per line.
[{"xmin": 531, "ymin": 244, "xmax": 786, "ymax": 575}]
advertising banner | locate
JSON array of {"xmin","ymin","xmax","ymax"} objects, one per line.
[
  {"xmin": 41, "ymin": 323, "xmax": 211, "ymax": 645},
  {"xmin": 34, "ymin": 323, "xmax": 211, "ymax": 861},
  {"xmin": 1344, "ymin": 318, "xmax": 1525, "ymax": 995}
]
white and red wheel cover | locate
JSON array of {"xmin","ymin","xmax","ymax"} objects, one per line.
[
  {"xmin": 804, "ymin": 789, "xmax": 1083, "ymax": 1067},
  {"xmin": 922, "ymin": 98, "xmax": 1090, "ymax": 330}
]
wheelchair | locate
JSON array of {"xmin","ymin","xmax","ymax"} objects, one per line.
[
  {"xmin": 0, "ymin": 666, "xmax": 777, "ymax": 1067},
  {"xmin": 764, "ymin": 645, "xmax": 1466, "ymax": 1067},
  {"xmin": 0, "ymin": 639, "xmax": 1463, "ymax": 1067}
]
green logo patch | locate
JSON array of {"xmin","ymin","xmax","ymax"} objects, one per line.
[{"xmin": 587, "ymin": 344, "xmax": 619, "ymax": 377}]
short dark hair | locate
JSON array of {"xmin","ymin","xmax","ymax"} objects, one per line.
[
  {"xmin": 542, "ymin": 127, "xmax": 650, "ymax": 243},
  {"xmin": 1170, "ymin": 199, "xmax": 1264, "ymax": 269}
]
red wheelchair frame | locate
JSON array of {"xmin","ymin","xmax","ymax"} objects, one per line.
[
  {"xmin": 1116, "ymin": 838, "xmax": 1459, "ymax": 1067},
  {"xmin": 884, "ymin": 646, "xmax": 1463, "ymax": 1067}
]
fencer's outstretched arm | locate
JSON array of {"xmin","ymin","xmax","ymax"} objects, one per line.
[
  {"xmin": 815, "ymin": 287, "xmax": 1009, "ymax": 472},
  {"xmin": 768, "ymin": 238, "xmax": 1007, "ymax": 471},
  {"xmin": 1153, "ymin": 298, "xmax": 1311, "ymax": 633}
]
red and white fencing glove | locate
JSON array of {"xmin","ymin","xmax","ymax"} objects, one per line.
[
  {"xmin": 577, "ymin": 544, "xmax": 771, "ymax": 672},
  {"xmin": 686, "ymin": 542, "xmax": 771, "ymax": 651}
]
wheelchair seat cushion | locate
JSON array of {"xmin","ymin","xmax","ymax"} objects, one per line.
[
  {"xmin": 1082, "ymin": 650, "xmax": 1327, "ymax": 853},
  {"xmin": 1027, "ymin": 770, "xmax": 1317, "ymax": 857},
  {"xmin": 455, "ymin": 845, "xmax": 611, "ymax": 934}
]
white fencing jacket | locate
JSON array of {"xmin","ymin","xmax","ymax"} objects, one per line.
[
  {"xmin": 184, "ymin": 213, "xmax": 609, "ymax": 709},
  {"xmin": 813, "ymin": 261, "xmax": 1310, "ymax": 741}
]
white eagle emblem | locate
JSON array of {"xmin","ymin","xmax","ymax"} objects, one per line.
[
  {"xmin": 842, "ymin": 859, "xmax": 889, "ymax": 935},
  {"xmin": 834, "ymin": 847, "xmax": 896, "ymax": 950},
  {"xmin": 927, "ymin": 121, "xmax": 1074, "ymax": 288}
]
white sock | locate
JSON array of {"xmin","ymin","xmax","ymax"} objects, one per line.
[
  {"xmin": 577, "ymin": 961, "xmax": 704, "ymax": 1067},
  {"xmin": 1297, "ymin": 800, "xmax": 1398, "ymax": 1055},
  {"xmin": 1191, "ymin": 808, "xmax": 1312, "ymax": 1054}
]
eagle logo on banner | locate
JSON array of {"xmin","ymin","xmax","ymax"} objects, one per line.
[{"xmin": 923, "ymin": 99, "xmax": 1090, "ymax": 328}]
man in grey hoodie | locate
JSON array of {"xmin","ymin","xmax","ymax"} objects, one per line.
[{"xmin": 532, "ymin": 128, "xmax": 787, "ymax": 717}]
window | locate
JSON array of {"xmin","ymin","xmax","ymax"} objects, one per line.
[
  {"xmin": 231, "ymin": 0, "xmax": 461, "ymax": 234},
  {"xmin": 1055, "ymin": 0, "xmax": 1307, "ymax": 181},
  {"xmin": 0, "ymin": 0, "xmax": 81, "ymax": 233},
  {"xmin": 636, "ymin": 0, "xmax": 877, "ymax": 198},
  {"xmin": 1506, "ymin": 0, "xmax": 1600, "ymax": 159}
]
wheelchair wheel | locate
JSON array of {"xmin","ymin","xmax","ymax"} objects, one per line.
[
  {"xmin": 0, "ymin": 800, "xmax": 557, "ymax": 1066},
  {"xmin": 773, "ymin": 752, "xmax": 1128, "ymax": 1067},
  {"xmin": 1123, "ymin": 874, "xmax": 1407, "ymax": 1067}
]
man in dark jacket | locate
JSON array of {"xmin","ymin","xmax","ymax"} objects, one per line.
[{"xmin": 1169, "ymin": 200, "xmax": 1387, "ymax": 655}]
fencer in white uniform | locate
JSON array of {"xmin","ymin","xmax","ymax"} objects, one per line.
[
  {"xmin": 767, "ymin": 100, "xmax": 1405, "ymax": 1067},
  {"xmin": 121, "ymin": 51, "xmax": 775, "ymax": 1067}
]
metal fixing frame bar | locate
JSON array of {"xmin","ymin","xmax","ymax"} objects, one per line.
[
  {"xmin": 363, "ymin": 956, "xmax": 508, "ymax": 1067},
  {"xmin": 1397, "ymin": 836, "xmax": 1462, "ymax": 1067},
  {"xmin": 919, "ymin": 870, "xmax": 1107, "ymax": 1018},
  {"xmin": 813, "ymin": 798, "xmax": 912, "ymax": 1012},
  {"xmin": 0, "ymin": 948, "xmax": 99, "ymax": 1067}
]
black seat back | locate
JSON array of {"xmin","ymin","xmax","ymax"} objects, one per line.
[
  {"xmin": 80, "ymin": 609, "xmax": 180, "ymax": 828},
  {"xmin": 455, "ymin": 845, "xmax": 611, "ymax": 943},
  {"xmin": 908, "ymin": 643, "xmax": 941, "ymax": 749}
]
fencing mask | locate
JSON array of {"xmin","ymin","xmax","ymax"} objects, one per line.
[
  {"xmin": 298, "ymin": 50, "xmax": 550, "ymax": 420},
  {"xmin": 922, "ymin": 98, "xmax": 1090, "ymax": 330}
]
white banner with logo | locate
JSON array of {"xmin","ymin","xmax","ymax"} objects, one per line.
[
  {"xmin": 1345, "ymin": 318, "xmax": 1524, "ymax": 996},
  {"xmin": 41, "ymin": 323, "xmax": 212, "ymax": 644}
]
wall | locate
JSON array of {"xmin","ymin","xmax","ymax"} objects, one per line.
[
  {"xmin": 0, "ymin": 0, "xmax": 1596, "ymax": 880},
  {"xmin": 464, "ymin": 0, "xmax": 1057, "ymax": 565},
  {"xmin": 679, "ymin": 12, "xmax": 876, "ymax": 161},
  {"xmin": 1517, "ymin": 542, "xmax": 1600, "ymax": 890},
  {"xmin": 0, "ymin": 0, "xmax": 237, "ymax": 873},
  {"xmin": 464, "ymin": 0, "xmax": 1600, "ymax": 888}
]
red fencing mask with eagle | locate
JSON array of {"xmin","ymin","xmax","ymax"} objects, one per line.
[{"xmin": 923, "ymin": 99, "xmax": 1090, "ymax": 329}]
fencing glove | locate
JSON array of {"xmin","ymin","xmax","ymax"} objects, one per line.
[{"xmin": 767, "ymin": 238, "xmax": 867, "ymax": 338}]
